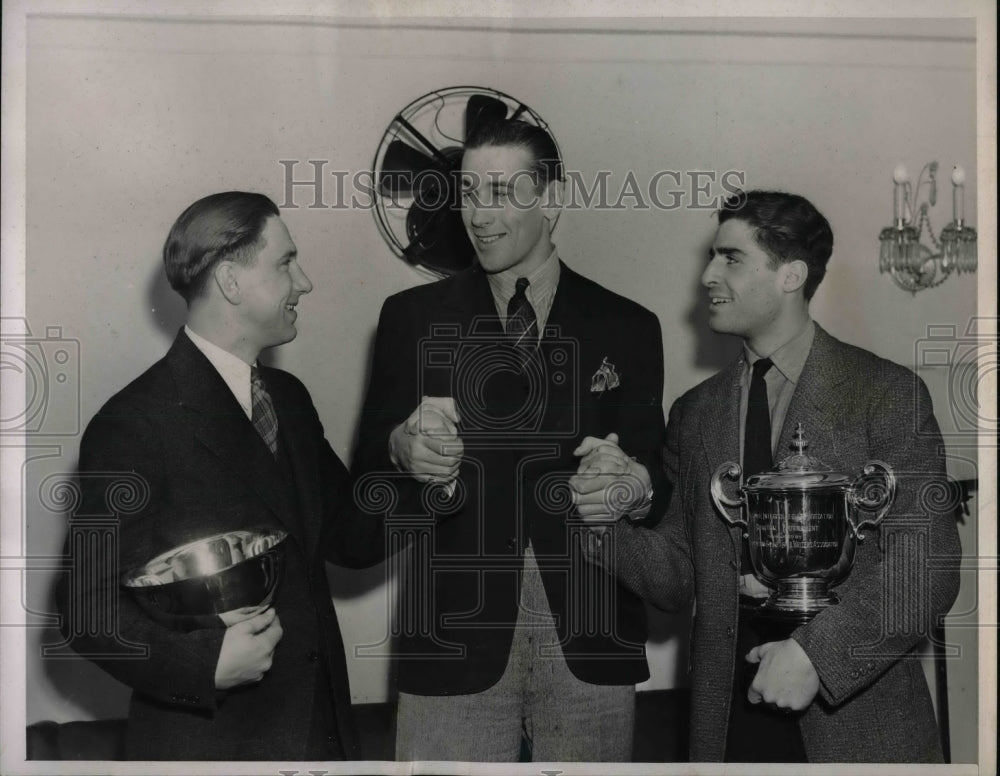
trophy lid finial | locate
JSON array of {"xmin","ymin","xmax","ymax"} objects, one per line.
[
  {"xmin": 792, "ymin": 423, "xmax": 808, "ymax": 454},
  {"xmin": 777, "ymin": 423, "xmax": 830, "ymax": 473}
]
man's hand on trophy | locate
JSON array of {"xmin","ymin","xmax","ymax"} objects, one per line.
[
  {"xmin": 389, "ymin": 396, "xmax": 464, "ymax": 484},
  {"xmin": 745, "ymin": 638, "xmax": 820, "ymax": 712},
  {"xmin": 214, "ymin": 607, "xmax": 283, "ymax": 689},
  {"xmin": 570, "ymin": 432, "xmax": 652, "ymax": 522}
]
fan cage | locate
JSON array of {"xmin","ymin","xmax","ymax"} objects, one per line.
[{"xmin": 370, "ymin": 85, "xmax": 561, "ymax": 277}]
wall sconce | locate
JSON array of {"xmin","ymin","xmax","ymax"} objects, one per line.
[{"xmin": 878, "ymin": 161, "xmax": 977, "ymax": 294}]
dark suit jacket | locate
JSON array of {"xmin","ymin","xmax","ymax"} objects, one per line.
[
  {"xmin": 352, "ymin": 262, "xmax": 667, "ymax": 695},
  {"xmin": 615, "ymin": 324, "xmax": 962, "ymax": 762},
  {"xmin": 56, "ymin": 330, "xmax": 372, "ymax": 760}
]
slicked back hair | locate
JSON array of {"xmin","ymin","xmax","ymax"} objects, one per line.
[
  {"xmin": 464, "ymin": 119, "xmax": 563, "ymax": 190},
  {"xmin": 163, "ymin": 191, "xmax": 280, "ymax": 302}
]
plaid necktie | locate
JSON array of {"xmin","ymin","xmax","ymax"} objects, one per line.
[
  {"xmin": 506, "ymin": 277, "xmax": 538, "ymax": 366},
  {"xmin": 250, "ymin": 366, "xmax": 279, "ymax": 456}
]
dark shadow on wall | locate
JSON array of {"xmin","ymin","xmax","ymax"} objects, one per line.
[
  {"xmin": 37, "ymin": 569, "xmax": 132, "ymax": 721},
  {"xmin": 686, "ymin": 231, "xmax": 739, "ymax": 372},
  {"xmin": 146, "ymin": 263, "xmax": 187, "ymax": 340}
]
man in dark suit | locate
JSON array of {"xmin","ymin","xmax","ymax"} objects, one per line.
[
  {"xmin": 592, "ymin": 190, "xmax": 961, "ymax": 762},
  {"xmin": 57, "ymin": 192, "xmax": 374, "ymax": 760},
  {"xmin": 352, "ymin": 119, "xmax": 668, "ymax": 761}
]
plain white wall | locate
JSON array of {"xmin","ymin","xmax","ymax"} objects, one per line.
[{"xmin": 20, "ymin": 14, "xmax": 980, "ymax": 761}]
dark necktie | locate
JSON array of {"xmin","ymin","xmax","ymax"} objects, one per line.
[
  {"xmin": 743, "ymin": 357, "xmax": 774, "ymax": 478},
  {"xmin": 506, "ymin": 277, "xmax": 538, "ymax": 366},
  {"xmin": 250, "ymin": 366, "xmax": 279, "ymax": 456},
  {"xmin": 741, "ymin": 357, "xmax": 773, "ymax": 572},
  {"xmin": 730, "ymin": 353, "xmax": 807, "ymax": 761}
]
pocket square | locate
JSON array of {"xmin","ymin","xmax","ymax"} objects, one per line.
[{"xmin": 590, "ymin": 357, "xmax": 621, "ymax": 393}]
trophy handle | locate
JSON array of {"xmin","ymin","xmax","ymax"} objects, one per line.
[
  {"xmin": 711, "ymin": 461, "xmax": 748, "ymax": 534},
  {"xmin": 847, "ymin": 460, "xmax": 896, "ymax": 539}
]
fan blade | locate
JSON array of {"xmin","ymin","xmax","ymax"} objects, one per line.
[
  {"xmin": 465, "ymin": 94, "xmax": 508, "ymax": 140},
  {"xmin": 380, "ymin": 140, "xmax": 442, "ymax": 196},
  {"xmin": 404, "ymin": 200, "xmax": 475, "ymax": 275}
]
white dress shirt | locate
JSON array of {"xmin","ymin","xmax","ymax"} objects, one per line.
[{"xmin": 184, "ymin": 325, "xmax": 254, "ymax": 421}]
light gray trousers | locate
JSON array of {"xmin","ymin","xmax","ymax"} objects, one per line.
[{"xmin": 395, "ymin": 545, "xmax": 635, "ymax": 762}]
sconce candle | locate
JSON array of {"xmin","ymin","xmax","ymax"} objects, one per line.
[
  {"xmin": 893, "ymin": 163, "xmax": 909, "ymax": 223},
  {"xmin": 952, "ymin": 165, "xmax": 965, "ymax": 224}
]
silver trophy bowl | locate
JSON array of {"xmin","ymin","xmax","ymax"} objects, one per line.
[
  {"xmin": 711, "ymin": 424, "xmax": 895, "ymax": 627},
  {"xmin": 121, "ymin": 527, "xmax": 288, "ymax": 629}
]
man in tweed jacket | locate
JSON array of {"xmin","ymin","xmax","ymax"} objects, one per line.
[{"xmin": 579, "ymin": 190, "xmax": 961, "ymax": 762}]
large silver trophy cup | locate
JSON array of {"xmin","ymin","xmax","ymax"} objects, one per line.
[
  {"xmin": 711, "ymin": 424, "xmax": 896, "ymax": 633},
  {"xmin": 122, "ymin": 527, "xmax": 288, "ymax": 629}
]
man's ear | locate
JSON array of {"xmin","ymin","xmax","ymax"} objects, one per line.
[
  {"xmin": 541, "ymin": 179, "xmax": 564, "ymax": 223},
  {"xmin": 213, "ymin": 261, "xmax": 242, "ymax": 304},
  {"xmin": 781, "ymin": 260, "xmax": 808, "ymax": 294}
]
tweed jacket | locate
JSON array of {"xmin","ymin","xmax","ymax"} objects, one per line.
[
  {"xmin": 352, "ymin": 262, "xmax": 668, "ymax": 695},
  {"xmin": 614, "ymin": 324, "xmax": 961, "ymax": 762},
  {"xmin": 56, "ymin": 330, "xmax": 375, "ymax": 760}
]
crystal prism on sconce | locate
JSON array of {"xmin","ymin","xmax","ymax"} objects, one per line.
[{"xmin": 878, "ymin": 161, "xmax": 977, "ymax": 293}]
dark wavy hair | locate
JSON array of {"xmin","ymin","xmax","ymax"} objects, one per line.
[
  {"xmin": 718, "ymin": 190, "xmax": 833, "ymax": 300},
  {"xmin": 163, "ymin": 191, "xmax": 279, "ymax": 302}
]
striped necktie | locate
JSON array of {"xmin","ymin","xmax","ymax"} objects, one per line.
[{"xmin": 506, "ymin": 277, "xmax": 538, "ymax": 366}]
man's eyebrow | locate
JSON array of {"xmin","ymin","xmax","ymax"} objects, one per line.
[{"xmin": 711, "ymin": 245, "xmax": 741, "ymax": 257}]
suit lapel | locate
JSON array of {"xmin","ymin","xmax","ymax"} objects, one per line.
[
  {"xmin": 700, "ymin": 356, "xmax": 743, "ymax": 473},
  {"xmin": 544, "ymin": 260, "xmax": 575, "ymax": 333},
  {"xmin": 269, "ymin": 376, "xmax": 320, "ymax": 549},
  {"xmin": 776, "ymin": 325, "xmax": 845, "ymax": 464},
  {"xmin": 166, "ymin": 331, "xmax": 295, "ymax": 536},
  {"xmin": 440, "ymin": 265, "xmax": 505, "ymax": 336},
  {"xmin": 699, "ymin": 356, "xmax": 746, "ymax": 556}
]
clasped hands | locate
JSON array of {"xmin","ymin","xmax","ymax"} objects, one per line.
[
  {"xmin": 389, "ymin": 396, "xmax": 464, "ymax": 484},
  {"xmin": 568, "ymin": 432, "xmax": 652, "ymax": 524},
  {"xmin": 389, "ymin": 401, "xmax": 650, "ymax": 523}
]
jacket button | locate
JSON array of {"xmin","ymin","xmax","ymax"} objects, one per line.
[
  {"xmin": 506, "ymin": 537, "xmax": 517, "ymax": 550},
  {"xmin": 728, "ymin": 560, "xmax": 738, "ymax": 570},
  {"xmin": 725, "ymin": 626, "xmax": 735, "ymax": 638},
  {"xmin": 307, "ymin": 650, "xmax": 319, "ymax": 662}
]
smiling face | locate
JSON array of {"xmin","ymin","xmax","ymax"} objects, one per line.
[
  {"xmin": 460, "ymin": 144, "xmax": 554, "ymax": 276},
  {"xmin": 701, "ymin": 218, "xmax": 791, "ymax": 348},
  {"xmin": 233, "ymin": 215, "xmax": 313, "ymax": 354}
]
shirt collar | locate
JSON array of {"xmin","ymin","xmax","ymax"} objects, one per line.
[
  {"xmin": 742, "ymin": 318, "xmax": 816, "ymax": 385},
  {"xmin": 184, "ymin": 325, "xmax": 253, "ymax": 417},
  {"xmin": 486, "ymin": 246, "xmax": 560, "ymax": 308}
]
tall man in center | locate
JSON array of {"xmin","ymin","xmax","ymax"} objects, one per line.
[{"xmin": 353, "ymin": 119, "xmax": 667, "ymax": 761}]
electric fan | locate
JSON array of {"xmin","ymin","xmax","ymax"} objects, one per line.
[{"xmin": 371, "ymin": 86, "xmax": 560, "ymax": 277}]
